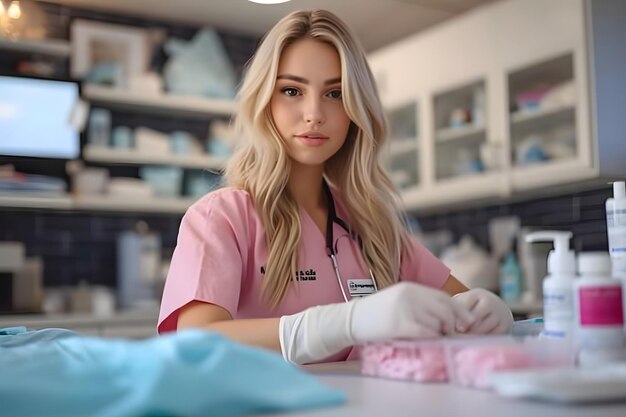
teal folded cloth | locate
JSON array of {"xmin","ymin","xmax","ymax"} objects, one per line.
[
  {"xmin": 0, "ymin": 326, "xmax": 28, "ymax": 335},
  {"xmin": 0, "ymin": 327, "xmax": 77, "ymax": 345},
  {"xmin": 0, "ymin": 328, "xmax": 345, "ymax": 417}
]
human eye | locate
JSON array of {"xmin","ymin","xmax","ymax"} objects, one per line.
[
  {"xmin": 326, "ymin": 89, "xmax": 342, "ymax": 99},
  {"xmin": 281, "ymin": 87, "xmax": 301, "ymax": 97}
]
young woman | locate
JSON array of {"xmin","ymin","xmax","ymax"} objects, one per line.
[{"xmin": 158, "ymin": 9, "xmax": 513, "ymax": 364}]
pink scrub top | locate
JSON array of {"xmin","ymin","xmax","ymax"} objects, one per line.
[{"xmin": 158, "ymin": 187, "xmax": 451, "ymax": 360}]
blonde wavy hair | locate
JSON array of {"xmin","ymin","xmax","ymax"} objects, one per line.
[{"xmin": 224, "ymin": 9, "xmax": 412, "ymax": 308}]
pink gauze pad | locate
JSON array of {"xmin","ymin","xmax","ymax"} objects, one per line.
[{"xmin": 360, "ymin": 343, "xmax": 447, "ymax": 382}]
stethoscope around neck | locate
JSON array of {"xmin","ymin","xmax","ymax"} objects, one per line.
[{"xmin": 322, "ymin": 181, "xmax": 378, "ymax": 303}]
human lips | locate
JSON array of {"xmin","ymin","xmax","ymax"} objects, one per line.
[{"xmin": 295, "ymin": 131, "xmax": 329, "ymax": 140}]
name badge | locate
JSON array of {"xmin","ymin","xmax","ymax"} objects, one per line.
[{"xmin": 348, "ymin": 279, "xmax": 376, "ymax": 298}]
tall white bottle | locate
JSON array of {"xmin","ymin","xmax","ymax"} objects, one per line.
[
  {"xmin": 574, "ymin": 252, "xmax": 624, "ymax": 350},
  {"xmin": 606, "ymin": 180, "xmax": 626, "ymax": 329},
  {"xmin": 526, "ymin": 231, "xmax": 576, "ymax": 339},
  {"xmin": 607, "ymin": 181, "xmax": 626, "ymax": 277}
]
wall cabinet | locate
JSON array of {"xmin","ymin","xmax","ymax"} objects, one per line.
[{"xmin": 369, "ymin": 0, "xmax": 623, "ymax": 214}]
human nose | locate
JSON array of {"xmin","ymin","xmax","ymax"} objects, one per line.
[{"xmin": 303, "ymin": 96, "xmax": 325, "ymax": 125}]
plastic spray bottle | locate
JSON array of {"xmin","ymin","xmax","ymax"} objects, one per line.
[{"xmin": 526, "ymin": 231, "xmax": 576, "ymax": 339}]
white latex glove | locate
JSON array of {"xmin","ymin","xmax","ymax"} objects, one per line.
[
  {"xmin": 452, "ymin": 288, "xmax": 513, "ymax": 334},
  {"xmin": 350, "ymin": 281, "xmax": 476, "ymax": 341},
  {"xmin": 280, "ymin": 282, "xmax": 476, "ymax": 364}
]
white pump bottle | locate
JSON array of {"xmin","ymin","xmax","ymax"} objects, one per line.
[{"xmin": 526, "ymin": 231, "xmax": 576, "ymax": 339}]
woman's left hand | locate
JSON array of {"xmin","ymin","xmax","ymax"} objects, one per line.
[{"xmin": 452, "ymin": 288, "xmax": 513, "ymax": 334}]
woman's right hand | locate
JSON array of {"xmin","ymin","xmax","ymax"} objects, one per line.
[
  {"xmin": 350, "ymin": 282, "xmax": 476, "ymax": 343},
  {"xmin": 280, "ymin": 281, "xmax": 476, "ymax": 364}
]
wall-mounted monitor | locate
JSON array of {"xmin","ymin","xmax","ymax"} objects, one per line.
[{"xmin": 0, "ymin": 75, "xmax": 80, "ymax": 159}]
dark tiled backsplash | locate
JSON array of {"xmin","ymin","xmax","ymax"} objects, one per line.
[
  {"xmin": 0, "ymin": 186, "xmax": 612, "ymax": 288},
  {"xmin": 0, "ymin": 210, "xmax": 181, "ymax": 287},
  {"xmin": 417, "ymin": 186, "xmax": 611, "ymax": 255}
]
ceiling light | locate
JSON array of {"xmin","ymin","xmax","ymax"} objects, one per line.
[
  {"xmin": 248, "ymin": 0, "xmax": 291, "ymax": 4},
  {"xmin": 7, "ymin": 1, "xmax": 21, "ymax": 19}
]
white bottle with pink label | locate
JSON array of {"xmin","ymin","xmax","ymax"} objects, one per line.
[{"xmin": 573, "ymin": 252, "xmax": 625, "ymax": 350}]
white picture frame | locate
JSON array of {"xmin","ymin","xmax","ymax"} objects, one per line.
[{"xmin": 70, "ymin": 19, "xmax": 150, "ymax": 87}]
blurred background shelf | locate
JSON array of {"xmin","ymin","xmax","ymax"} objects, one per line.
[
  {"xmin": 0, "ymin": 193, "xmax": 73, "ymax": 209},
  {"xmin": 0, "ymin": 37, "xmax": 71, "ymax": 58},
  {"xmin": 72, "ymin": 195, "xmax": 195, "ymax": 214},
  {"xmin": 510, "ymin": 104, "xmax": 575, "ymax": 125},
  {"xmin": 82, "ymin": 85, "xmax": 237, "ymax": 118},
  {"xmin": 0, "ymin": 193, "xmax": 195, "ymax": 214},
  {"xmin": 436, "ymin": 124, "xmax": 486, "ymax": 143},
  {"xmin": 83, "ymin": 145, "xmax": 226, "ymax": 170},
  {"xmin": 509, "ymin": 104, "xmax": 576, "ymax": 136}
]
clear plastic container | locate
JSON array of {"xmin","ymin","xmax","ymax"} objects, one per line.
[
  {"xmin": 360, "ymin": 335, "xmax": 575, "ymax": 389},
  {"xmin": 444, "ymin": 335, "xmax": 574, "ymax": 388}
]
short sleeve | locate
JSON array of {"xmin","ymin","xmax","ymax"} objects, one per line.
[
  {"xmin": 399, "ymin": 234, "xmax": 450, "ymax": 289},
  {"xmin": 158, "ymin": 194, "xmax": 245, "ymax": 334}
]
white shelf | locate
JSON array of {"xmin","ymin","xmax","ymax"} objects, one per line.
[
  {"xmin": 0, "ymin": 37, "xmax": 71, "ymax": 57},
  {"xmin": 0, "ymin": 193, "xmax": 72, "ymax": 209},
  {"xmin": 511, "ymin": 158, "xmax": 597, "ymax": 191},
  {"xmin": 82, "ymin": 85, "xmax": 236, "ymax": 118},
  {"xmin": 73, "ymin": 195, "xmax": 196, "ymax": 214},
  {"xmin": 510, "ymin": 104, "xmax": 574, "ymax": 124},
  {"xmin": 83, "ymin": 145, "xmax": 226, "ymax": 170},
  {"xmin": 436, "ymin": 124, "xmax": 486, "ymax": 143},
  {"xmin": 0, "ymin": 192, "xmax": 196, "ymax": 214},
  {"xmin": 389, "ymin": 139, "xmax": 419, "ymax": 157},
  {"xmin": 401, "ymin": 171, "xmax": 506, "ymax": 213}
]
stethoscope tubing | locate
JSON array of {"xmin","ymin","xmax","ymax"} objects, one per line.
[{"xmin": 323, "ymin": 181, "xmax": 378, "ymax": 303}]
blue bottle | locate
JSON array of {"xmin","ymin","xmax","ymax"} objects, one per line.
[{"xmin": 499, "ymin": 246, "xmax": 523, "ymax": 303}]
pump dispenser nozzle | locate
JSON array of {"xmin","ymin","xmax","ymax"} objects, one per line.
[{"xmin": 525, "ymin": 231, "xmax": 575, "ymax": 275}]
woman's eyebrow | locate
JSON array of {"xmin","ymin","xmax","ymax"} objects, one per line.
[{"xmin": 276, "ymin": 74, "xmax": 341, "ymax": 85}]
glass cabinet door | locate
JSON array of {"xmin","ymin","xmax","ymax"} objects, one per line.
[
  {"xmin": 432, "ymin": 80, "xmax": 489, "ymax": 181},
  {"xmin": 507, "ymin": 53, "xmax": 576, "ymax": 169},
  {"xmin": 385, "ymin": 101, "xmax": 420, "ymax": 190}
]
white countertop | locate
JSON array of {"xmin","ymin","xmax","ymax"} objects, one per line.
[
  {"xmin": 256, "ymin": 362, "xmax": 626, "ymax": 417},
  {"xmin": 0, "ymin": 308, "xmax": 158, "ymax": 328},
  {"xmin": 0, "ymin": 308, "xmax": 159, "ymax": 338}
]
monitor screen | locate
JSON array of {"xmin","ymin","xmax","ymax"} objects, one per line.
[{"xmin": 0, "ymin": 75, "xmax": 80, "ymax": 159}]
